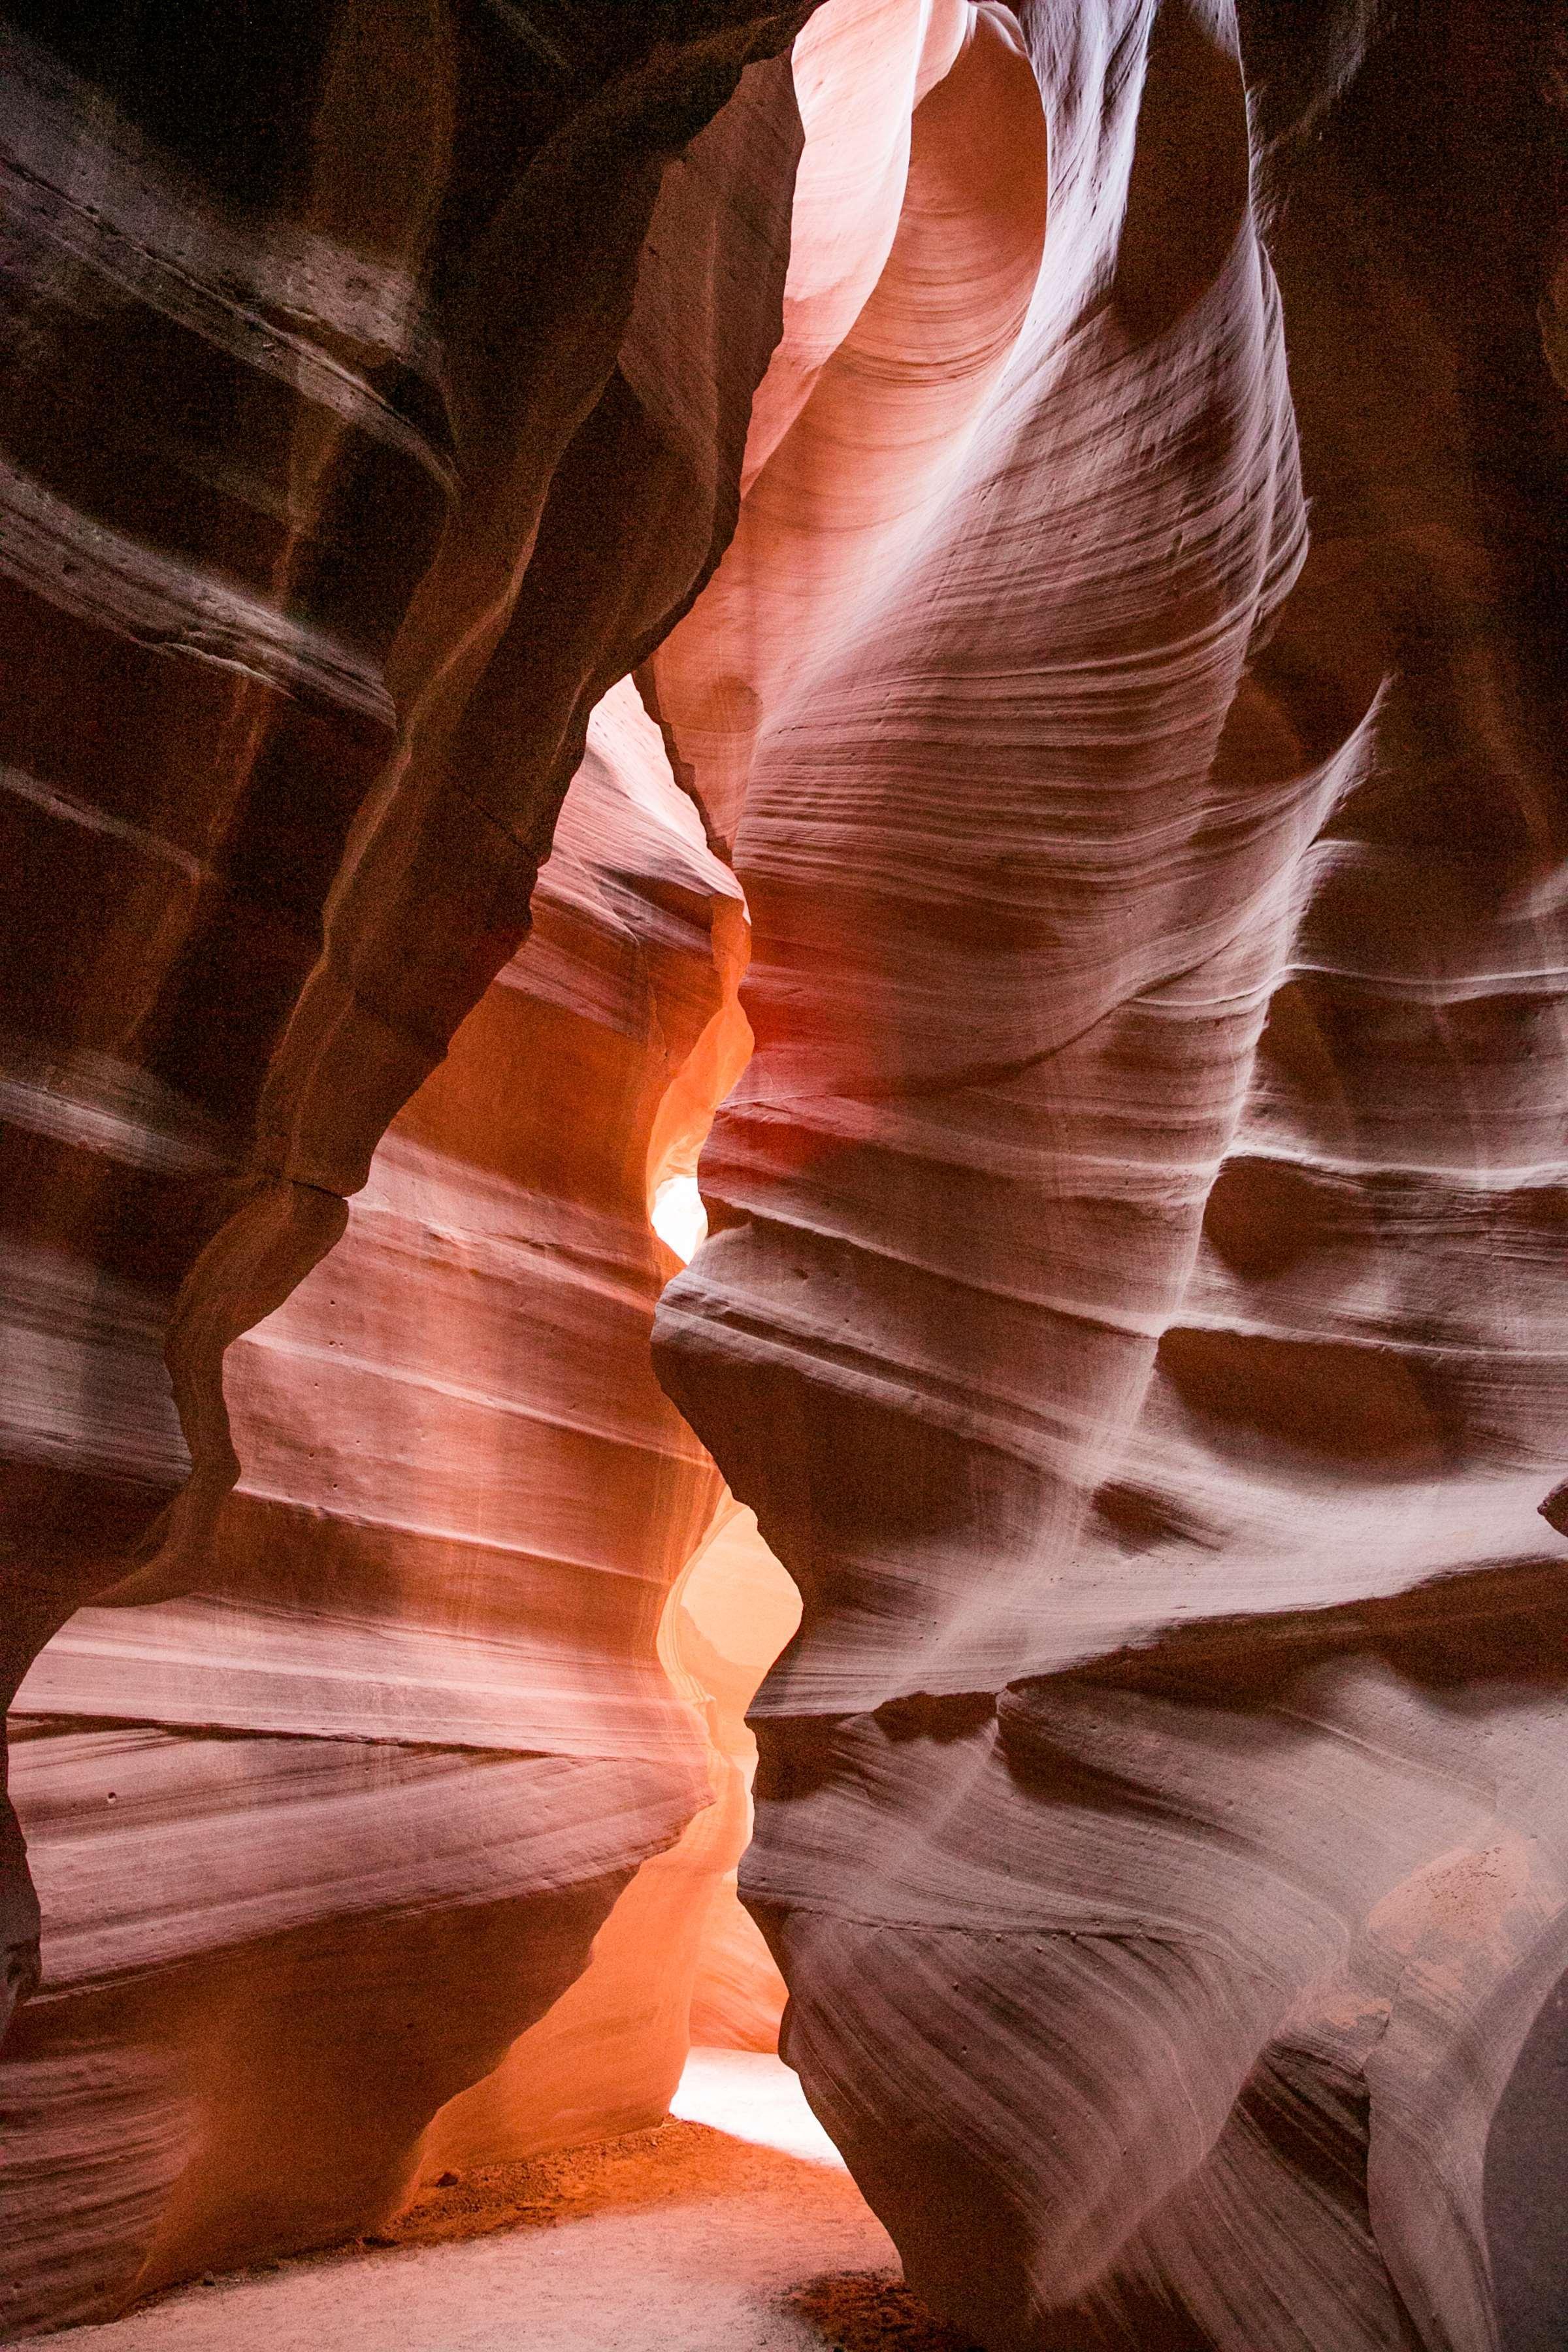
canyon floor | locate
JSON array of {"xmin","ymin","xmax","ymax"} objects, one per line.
[{"xmin": 29, "ymin": 2054, "xmax": 975, "ymax": 2352}]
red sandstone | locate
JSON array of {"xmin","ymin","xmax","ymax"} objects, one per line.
[{"xmin": 2, "ymin": 5, "xmax": 1565, "ymax": 2348}]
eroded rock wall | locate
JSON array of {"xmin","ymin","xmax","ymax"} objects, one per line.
[
  {"xmin": 0, "ymin": 0, "xmax": 813, "ymax": 2014},
  {"xmin": 0, "ymin": 3, "xmax": 815, "ymax": 2330},
  {"xmin": 2, "ymin": 682, "xmax": 759, "ymax": 2328},
  {"xmin": 652, "ymin": 4, "xmax": 1568, "ymax": 2347},
  {"xmin": 2, "ymin": 1, "xmax": 1565, "ymax": 2347}
]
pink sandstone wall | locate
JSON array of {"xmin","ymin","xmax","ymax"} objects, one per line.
[{"xmin": 3, "ymin": 4, "xmax": 1567, "ymax": 2347}]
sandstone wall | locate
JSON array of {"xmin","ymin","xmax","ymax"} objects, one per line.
[
  {"xmin": 0, "ymin": 5, "xmax": 812, "ymax": 2328},
  {"xmin": 0, "ymin": 0, "xmax": 813, "ymax": 1996},
  {"xmin": 652, "ymin": 5, "xmax": 1568, "ymax": 2347},
  {"xmin": 3, "ymin": 679, "xmax": 772, "ymax": 2327},
  {"xmin": 3, "ymin": 3, "xmax": 1565, "ymax": 2347}
]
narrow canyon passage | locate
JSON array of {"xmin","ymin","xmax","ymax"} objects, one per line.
[
  {"xmin": 3, "ymin": 3, "xmax": 1567, "ymax": 2351},
  {"xmin": 35, "ymin": 2055, "xmax": 976, "ymax": 2352}
]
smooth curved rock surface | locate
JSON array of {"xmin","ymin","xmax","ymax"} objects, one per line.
[
  {"xmin": 0, "ymin": 0, "xmax": 813, "ymax": 2008},
  {"xmin": 2, "ymin": 2, "xmax": 1565, "ymax": 2348},
  {"xmin": 0, "ymin": 3, "xmax": 815, "ymax": 2318},
  {"xmin": 653, "ymin": 3, "xmax": 1568, "ymax": 2347},
  {"xmin": 679, "ymin": 1500, "xmax": 804, "ymax": 2052},
  {"xmin": 1, "ymin": 681, "xmax": 774, "ymax": 2328}
]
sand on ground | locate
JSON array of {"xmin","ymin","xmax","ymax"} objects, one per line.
[{"xmin": 25, "ymin": 2053, "xmax": 977, "ymax": 2352}]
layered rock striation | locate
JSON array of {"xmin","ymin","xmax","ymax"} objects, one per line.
[
  {"xmin": 2, "ymin": 680, "xmax": 772, "ymax": 2327},
  {"xmin": 0, "ymin": 4, "xmax": 809, "ymax": 2330},
  {"xmin": 2, "ymin": 2, "xmax": 1565, "ymax": 2348},
  {"xmin": 653, "ymin": 3, "xmax": 1568, "ymax": 2347},
  {"xmin": 0, "ymin": 0, "xmax": 813, "ymax": 2004}
]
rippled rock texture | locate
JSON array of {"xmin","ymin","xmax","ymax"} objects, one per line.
[
  {"xmin": 4, "ymin": 1, "xmax": 1567, "ymax": 2348},
  {"xmin": 0, "ymin": 2, "xmax": 807, "ymax": 2328},
  {"xmin": 2, "ymin": 681, "xmax": 778, "ymax": 2326},
  {"xmin": 651, "ymin": 3, "xmax": 1568, "ymax": 2349}
]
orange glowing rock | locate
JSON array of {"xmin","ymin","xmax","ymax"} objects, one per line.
[{"xmin": 3, "ymin": 5, "xmax": 1567, "ymax": 2348}]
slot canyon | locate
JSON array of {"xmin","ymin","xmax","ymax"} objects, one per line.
[{"xmin": 0, "ymin": 1, "xmax": 1565, "ymax": 2347}]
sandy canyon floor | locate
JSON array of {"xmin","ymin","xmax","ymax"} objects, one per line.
[{"xmin": 23, "ymin": 2055, "xmax": 975, "ymax": 2352}]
